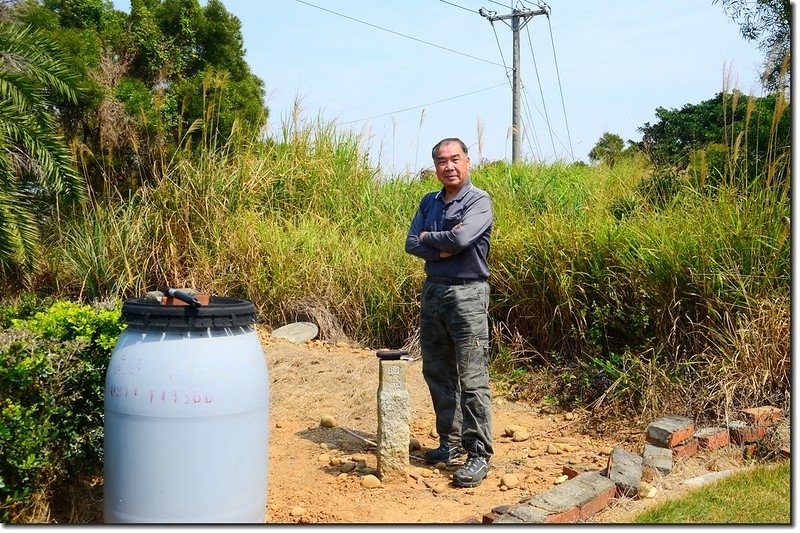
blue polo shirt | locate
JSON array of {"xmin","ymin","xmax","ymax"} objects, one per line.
[{"xmin": 405, "ymin": 181, "xmax": 493, "ymax": 280}]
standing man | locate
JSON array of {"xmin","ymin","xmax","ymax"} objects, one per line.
[{"xmin": 405, "ymin": 138, "xmax": 494, "ymax": 488}]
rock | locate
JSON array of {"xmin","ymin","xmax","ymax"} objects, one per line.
[
  {"xmin": 272, "ymin": 322, "xmax": 319, "ymax": 343},
  {"xmin": 433, "ymin": 483, "xmax": 448, "ymax": 494},
  {"xmin": 418, "ymin": 468, "xmax": 434, "ymax": 478},
  {"xmin": 340, "ymin": 462, "xmax": 357, "ymax": 473},
  {"xmin": 435, "ymin": 462, "xmax": 448, "ymax": 471},
  {"xmin": 361, "ymin": 467, "xmax": 377, "ymax": 476},
  {"xmin": 335, "ymin": 341, "xmax": 349, "ymax": 348},
  {"xmin": 512, "ymin": 430, "xmax": 530, "ymax": 442},
  {"xmin": 317, "ymin": 453, "xmax": 331, "ymax": 463},
  {"xmin": 554, "ymin": 474, "xmax": 569, "ymax": 484},
  {"xmin": 361, "ymin": 475, "xmax": 381, "ymax": 489},
  {"xmin": 501, "ymin": 473, "xmax": 520, "ymax": 488},
  {"xmin": 546, "ymin": 443, "xmax": 560, "ymax": 454},
  {"xmin": 527, "ymin": 449, "xmax": 538, "ymax": 458},
  {"xmin": 565, "ymin": 412, "xmax": 576, "ymax": 420},
  {"xmin": 329, "ymin": 457, "xmax": 342, "ymax": 466},
  {"xmin": 290, "ymin": 506, "xmax": 306, "ymax": 517},
  {"xmin": 409, "ymin": 438, "xmax": 421, "ymax": 451},
  {"xmin": 320, "ymin": 415, "xmax": 338, "ymax": 428},
  {"xmin": 639, "ymin": 482, "xmax": 658, "ymax": 499},
  {"xmin": 504, "ymin": 425, "xmax": 527, "ymax": 437}
]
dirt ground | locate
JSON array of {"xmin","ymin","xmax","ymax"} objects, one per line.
[{"xmin": 259, "ymin": 329, "xmax": 758, "ymax": 525}]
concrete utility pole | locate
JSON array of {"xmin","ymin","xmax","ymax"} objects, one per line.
[{"xmin": 479, "ymin": 5, "xmax": 549, "ymax": 164}]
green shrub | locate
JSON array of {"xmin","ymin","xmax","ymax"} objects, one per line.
[{"xmin": 0, "ymin": 300, "xmax": 123, "ymax": 522}]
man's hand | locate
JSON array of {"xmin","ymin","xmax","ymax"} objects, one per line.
[{"xmin": 419, "ymin": 230, "xmax": 454, "ymax": 258}]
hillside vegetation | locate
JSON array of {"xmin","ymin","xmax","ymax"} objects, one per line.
[{"xmin": 17, "ymin": 97, "xmax": 786, "ymax": 423}]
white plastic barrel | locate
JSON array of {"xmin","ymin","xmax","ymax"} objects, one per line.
[{"xmin": 103, "ymin": 296, "xmax": 269, "ymax": 523}]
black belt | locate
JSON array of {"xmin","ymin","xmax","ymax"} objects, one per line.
[{"xmin": 426, "ymin": 276, "xmax": 486, "ymax": 285}]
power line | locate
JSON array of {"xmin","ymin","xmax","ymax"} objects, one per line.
[
  {"xmin": 336, "ymin": 83, "xmax": 508, "ymax": 125},
  {"xmin": 487, "ymin": 0, "xmax": 513, "ymax": 9},
  {"xmin": 296, "ymin": 0, "xmax": 505, "ymax": 68},
  {"xmin": 545, "ymin": 16, "xmax": 574, "ymax": 160},
  {"xmin": 438, "ymin": 0, "xmax": 476, "ymax": 14},
  {"xmin": 524, "ymin": 22, "xmax": 557, "ymax": 158}
]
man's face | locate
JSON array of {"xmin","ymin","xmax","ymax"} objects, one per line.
[{"xmin": 434, "ymin": 142, "xmax": 470, "ymax": 193}]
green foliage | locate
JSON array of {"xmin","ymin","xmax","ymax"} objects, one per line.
[
  {"xmin": 0, "ymin": 20, "xmax": 87, "ymax": 271},
  {"xmin": 637, "ymin": 92, "xmax": 791, "ymax": 179},
  {"xmin": 588, "ymin": 132, "xmax": 624, "ymax": 167},
  {"xmin": 713, "ymin": 0, "xmax": 791, "ymax": 93},
  {"xmin": 13, "ymin": 0, "xmax": 267, "ymax": 193},
  {"xmin": 0, "ymin": 300, "xmax": 123, "ymax": 521}
]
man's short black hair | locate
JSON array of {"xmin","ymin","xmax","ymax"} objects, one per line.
[{"xmin": 432, "ymin": 138, "xmax": 468, "ymax": 160}]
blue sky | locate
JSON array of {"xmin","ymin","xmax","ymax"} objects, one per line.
[{"xmin": 112, "ymin": 0, "xmax": 765, "ymax": 175}]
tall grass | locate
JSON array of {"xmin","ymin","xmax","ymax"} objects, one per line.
[{"xmin": 32, "ymin": 87, "xmax": 790, "ymax": 422}]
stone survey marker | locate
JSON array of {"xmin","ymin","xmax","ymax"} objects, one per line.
[{"xmin": 375, "ymin": 351, "xmax": 411, "ymax": 482}]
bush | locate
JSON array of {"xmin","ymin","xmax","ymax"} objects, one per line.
[{"xmin": 0, "ymin": 300, "xmax": 123, "ymax": 522}]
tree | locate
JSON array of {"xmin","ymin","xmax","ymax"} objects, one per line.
[
  {"xmin": 588, "ymin": 132, "xmax": 625, "ymax": 167},
  {"xmin": 0, "ymin": 20, "xmax": 86, "ymax": 269},
  {"xmin": 713, "ymin": 0, "xmax": 791, "ymax": 92},
  {"xmin": 636, "ymin": 91, "xmax": 791, "ymax": 181},
  {"xmin": 15, "ymin": 0, "xmax": 268, "ymax": 192}
]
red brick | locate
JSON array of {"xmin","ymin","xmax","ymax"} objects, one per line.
[
  {"xmin": 579, "ymin": 483, "xmax": 617, "ymax": 521},
  {"xmin": 729, "ymin": 424, "xmax": 767, "ymax": 445},
  {"xmin": 543, "ymin": 506, "xmax": 581, "ymax": 524},
  {"xmin": 646, "ymin": 416, "xmax": 695, "ymax": 448},
  {"xmin": 742, "ymin": 443, "xmax": 759, "ymax": 459},
  {"xmin": 672, "ymin": 438, "xmax": 699, "ymax": 460},
  {"xmin": 482, "ymin": 512, "xmax": 501, "ymax": 524},
  {"xmin": 741, "ymin": 407, "xmax": 782, "ymax": 427},
  {"xmin": 563, "ymin": 463, "xmax": 596, "ymax": 479},
  {"xmin": 695, "ymin": 427, "xmax": 730, "ymax": 450}
]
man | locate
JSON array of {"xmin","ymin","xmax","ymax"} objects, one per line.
[{"xmin": 404, "ymin": 138, "xmax": 494, "ymax": 488}]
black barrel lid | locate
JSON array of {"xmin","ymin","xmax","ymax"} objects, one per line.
[{"xmin": 121, "ymin": 296, "xmax": 257, "ymax": 330}]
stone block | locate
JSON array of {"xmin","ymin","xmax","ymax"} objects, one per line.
[
  {"xmin": 741, "ymin": 406, "xmax": 782, "ymax": 427},
  {"xmin": 642, "ymin": 443, "xmax": 673, "ymax": 475},
  {"xmin": 672, "ymin": 438, "xmax": 699, "ymax": 460},
  {"xmin": 607, "ymin": 446, "xmax": 642, "ymax": 497},
  {"xmin": 646, "ymin": 415, "xmax": 695, "ymax": 448},
  {"xmin": 695, "ymin": 427, "xmax": 730, "ymax": 450},
  {"xmin": 376, "ymin": 360, "xmax": 410, "ymax": 482}
]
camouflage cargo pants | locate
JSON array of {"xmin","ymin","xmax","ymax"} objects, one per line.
[{"xmin": 419, "ymin": 280, "xmax": 494, "ymax": 458}]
